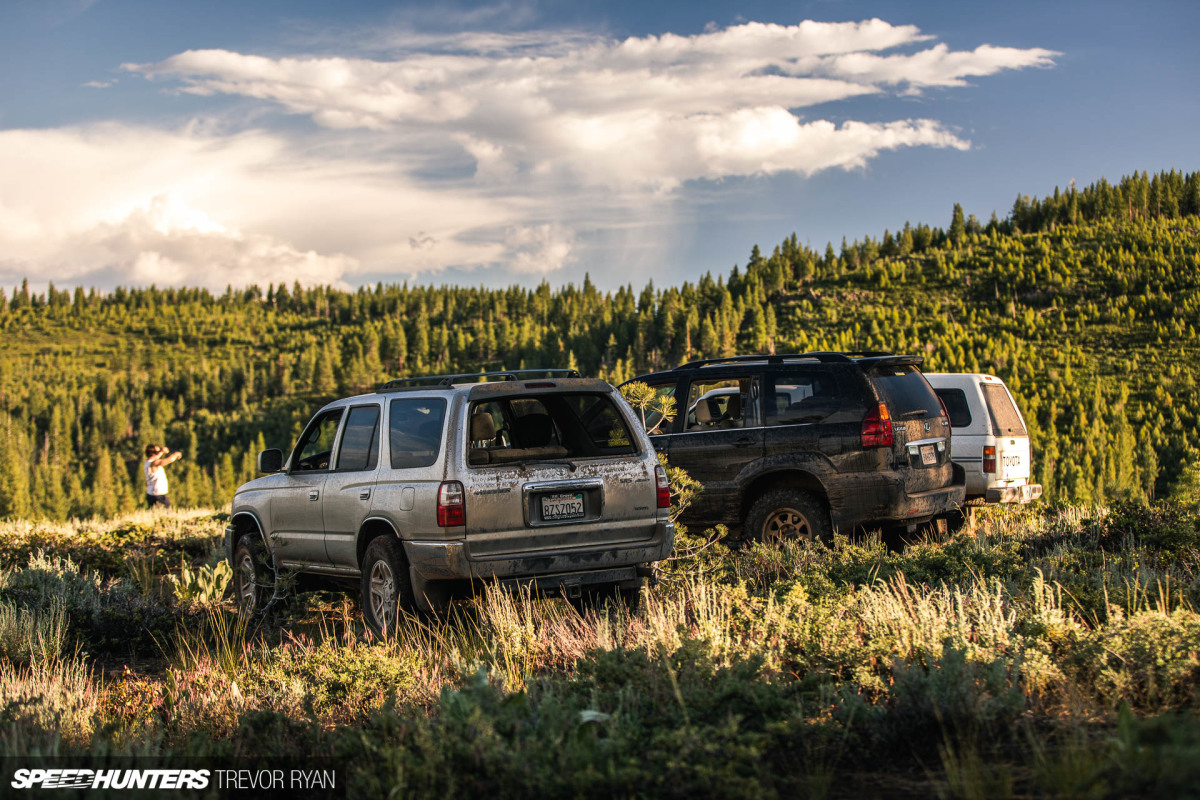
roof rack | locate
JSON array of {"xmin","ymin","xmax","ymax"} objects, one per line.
[
  {"xmin": 675, "ymin": 352, "xmax": 862, "ymax": 369},
  {"xmin": 379, "ymin": 368, "xmax": 581, "ymax": 392}
]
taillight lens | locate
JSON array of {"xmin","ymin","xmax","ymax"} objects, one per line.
[
  {"xmin": 655, "ymin": 464, "xmax": 671, "ymax": 509},
  {"xmin": 862, "ymin": 402, "xmax": 893, "ymax": 448},
  {"xmin": 437, "ymin": 480, "xmax": 466, "ymax": 526},
  {"xmin": 983, "ymin": 445, "xmax": 996, "ymax": 474}
]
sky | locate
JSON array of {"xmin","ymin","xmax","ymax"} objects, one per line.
[{"xmin": 0, "ymin": 0, "xmax": 1196, "ymax": 294}]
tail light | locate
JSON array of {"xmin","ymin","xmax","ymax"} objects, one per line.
[
  {"xmin": 983, "ymin": 446, "xmax": 996, "ymax": 474},
  {"xmin": 437, "ymin": 480, "xmax": 466, "ymax": 526},
  {"xmin": 655, "ymin": 464, "xmax": 671, "ymax": 509},
  {"xmin": 861, "ymin": 402, "xmax": 893, "ymax": 448},
  {"xmin": 937, "ymin": 395, "xmax": 951, "ymax": 429}
]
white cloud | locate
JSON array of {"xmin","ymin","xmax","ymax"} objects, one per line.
[
  {"xmin": 128, "ymin": 19, "xmax": 1055, "ymax": 189},
  {"xmin": 0, "ymin": 125, "xmax": 533, "ymax": 290},
  {"xmin": 0, "ymin": 18, "xmax": 1056, "ymax": 290}
]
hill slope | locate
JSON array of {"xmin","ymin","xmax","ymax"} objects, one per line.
[{"xmin": 1, "ymin": 170, "xmax": 1197, "ymax": 517}]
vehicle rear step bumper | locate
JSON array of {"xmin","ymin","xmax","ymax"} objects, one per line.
[
  {"xmin": 985, "ymin": 484, "xmax": 1043, "ymax": 504},
  {"xmin": 404, "ymin": 521, "xmax": 674, "ymax": 581}
]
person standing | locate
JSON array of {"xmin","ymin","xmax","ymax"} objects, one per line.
[{"xmin": 143, "ymin": 444, "xmax": 182, "ymax": 508}]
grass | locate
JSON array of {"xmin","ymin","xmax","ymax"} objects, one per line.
[{"xmin": 0, "ymin": 502, "xmax": 1196, "ymax": 797}]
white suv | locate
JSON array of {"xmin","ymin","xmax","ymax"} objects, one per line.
[
  {"xmin": 925, "ymin": 373, "xmax": 1043, "ymax": 505},
  {"xmin": 225, "ymin": 370, "xmax": 673, "ymax": 635}
]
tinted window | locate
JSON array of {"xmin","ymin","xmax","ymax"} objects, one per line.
[
  {"xmin": 935, "ymin": 388, "xmax": 973, "ymax": 429},
  {"xmin": 563, "ymin": 394, "xmax": 638, "ymax": 453},
  {"xmin": 293, "ymin": 409, "xmax": 343, "ymax": 471},
  {"xmin": 389, "ymin": 398, "xmax": 447, "ymax": 469},
  {"xmin": 683, "ymin": 377, "xmax": 760, "ymax": 430},
  {"xmin": 468, "ymin": 392, "xmax": 638, "ymax": 466},
  {"xmin": 868, "ymin": 366, "xmax": 940, "ymax": 418},
  {"xmin": 981, "ymin": 384, "xmax": 1028, "ymax": 436},
  {"xmin": 336, "ymin": 405, "xmax": 380, "ymax": 471},
  {"xmin": 766, "ymin": 372, "xmax": 846, "ymax": 425}
]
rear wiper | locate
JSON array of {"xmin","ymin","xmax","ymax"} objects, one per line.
[{"xmin": 899, "ymin": 409, "xmax": 928, "ymax": 419}]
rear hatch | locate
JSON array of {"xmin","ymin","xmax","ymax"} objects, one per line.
[
  {"xmin": 980, "ymin": 382, "xmax": 1033, "ymax": 484},
  {"xmin": 864, "ymin": 361, "xmax": 953, "ymax": 493},
  {"xmin": 459, "ymin": 384, "xmax": 657, "ymax": 558}
]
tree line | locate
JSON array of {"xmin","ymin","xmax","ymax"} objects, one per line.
[{"xmin": 0, "ymin": 170, "xmax": 1197, "ymax": 518}]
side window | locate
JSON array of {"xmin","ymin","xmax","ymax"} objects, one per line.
[
  {"xmin": 293, "ymin": 409, "xmax": 344, "ymax": 471},
  {"xmin": 336, "ymin": 405, "xmax": 381, "ymax": 471},
  {"xmin": 684, "ymin": 376, "xmax": 760, "ymax": 431},
  {"xmin": 766, "ymin": 372, "xmax": 843, "ymax": 425},
  {"xmin": 389, "ymin": 398, "xmax": 447, "ymax": 469},
  {"xmin": 935, "ymin": 389, "xmax": 973, "ymax": 429}
]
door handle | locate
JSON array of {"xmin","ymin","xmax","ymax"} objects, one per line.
[
  {"xmin": 653, "ymin": 440, "xmax": 668, "ymax": 452},
  {"xmin": 308, "ymin": 490, "xmax": 319, "ymax": 501},
  {"xmin": 733, "ymin": 437, "xmax": 756, "ymax": 448},
  {"xmin": 359, "ymin": 490, "xmax": 371, "ymax": 501}
]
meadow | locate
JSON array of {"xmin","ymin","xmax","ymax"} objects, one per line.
[{"xmin": 1, "ymin": 500, "xmax": 1197, "ymax": 798}]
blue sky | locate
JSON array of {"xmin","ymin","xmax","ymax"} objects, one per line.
[{"xmin": 1, "ymin": 0, "xmax": 1196, "ymax": 293}]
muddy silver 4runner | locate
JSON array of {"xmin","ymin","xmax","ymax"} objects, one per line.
[{"xmin": 225, "ymin": 370, "xmax": 673, "ymax": 636}]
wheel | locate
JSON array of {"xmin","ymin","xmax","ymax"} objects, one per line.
[
  {"xmin": 233, "ymin": 535, "xmax": 275, "ymax": 615},
  {"xmin": 360, "ymin": 537, "xmax": 415, "ymax": 638},
  {"xmin": 745, "ymin": 488, "xmax": 833, "ymax": 545}
]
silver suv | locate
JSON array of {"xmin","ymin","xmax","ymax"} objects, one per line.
[{"xmin": 224, "ymin": 370, "xmax": 673, "ymax": 635}]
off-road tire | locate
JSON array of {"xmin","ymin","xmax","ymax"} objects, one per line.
[
  {"xmin": 233, "ymin": 535, "xmax": 275, "ymax": 616},
  {"xmin": 746, "ymin": 488, "xmax": 833, "ymax": 545},
  {"xmin": 360, "ymin": 537, "xmax": 416, "ymax": 639}
]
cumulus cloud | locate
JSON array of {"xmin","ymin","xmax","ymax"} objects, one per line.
[
  {"xmin": 1, "ymin": 18, "xmax": 1057, "ymax": 290},
  {"xmin": 128, "ymin": 19, "xmax": 1056, "ymax": 188},
  {"xmin": 0, "ymin": 125, "xmax": 533, "ymax": 290}
]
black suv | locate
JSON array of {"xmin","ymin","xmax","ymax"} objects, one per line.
[{"xmin": 623, "ymin": 353, "xmax": 966, "ymax": 541}]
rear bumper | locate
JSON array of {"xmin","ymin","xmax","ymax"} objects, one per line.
[
  {"xmin": 404, "ymin": 520, "xmax": 675, "ymax": 582},
  {"xmin": 985, "ymin": 483, "xmax": 1043, "ymax": 504},
  {"xmin": 829, "ymin": 464, "xmax": 966, "ymax": 531}
]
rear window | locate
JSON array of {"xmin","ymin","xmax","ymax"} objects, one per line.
[
  {"xmin": 981, "ymin": 384, "xmax": 1028, "ymax": 436},
  {"xmin": 389, "ymin": 398, "xmax": 447, "ymax": 469},
  {"xmin": 468, "ymin": 392, "xmax": 638, "ymax": 466},
  {"xmin": 868, "ymin": 365, "xmax": 940, "ymax": 418},
  {"xmin": 935, "ymin": 388, "xmax": 973, "ymax": 429}
]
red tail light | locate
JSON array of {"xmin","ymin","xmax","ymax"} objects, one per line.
[
  {"xmin": 862, "ymin": 402, "xmax": 893, "ymax": 448},
  {"xmin": 655, "ymin": 464, "xmax": 671, "ymax": 509},
  {"xmin": 937, "ymin": 395, "xmax": 951, "ymax": 429},
  {"xmin": 437, "ymin": 480, "xmax": 466, "ymax": 526},
  {"xmin": 983, "ymin": 446, "xmax": 996, "ymax": 474}
]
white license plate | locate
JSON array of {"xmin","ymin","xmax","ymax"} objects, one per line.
[
  {"xmin": 541, "ymin": 492, "xmax": 585, "ymax": 521},
  {"xmin": 920, "ymin": 444, "xmax": 937, "ymax": 466}
]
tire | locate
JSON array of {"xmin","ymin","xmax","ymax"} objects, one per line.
[
  {"xmin": 360, "ymin": 536, "xmax": 415, "ymax": 639},
  {"xmin": 745, "ymin": 488, "xmax": 833, "ymax": 545},
  {"xmin": 233, "ymin": 535, "xmax": 275, "ymax": 616}
]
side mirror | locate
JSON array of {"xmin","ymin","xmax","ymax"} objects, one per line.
[{"xmin": 257, "ymin": 449, "xmax": 284, "ymax": 474}]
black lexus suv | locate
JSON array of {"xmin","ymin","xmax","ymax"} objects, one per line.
[{"xmin": 623, "ymin": 352, "xmax": 966, "ymax": 542}]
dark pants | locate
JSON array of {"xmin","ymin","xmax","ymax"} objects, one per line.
[{"xmin": 147, "ymin": 494, "xmax": 171, "ymax": 509}]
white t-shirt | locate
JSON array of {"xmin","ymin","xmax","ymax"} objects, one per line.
[{"xmin": 144, "ymin": 459, "xmax": 168, "ymax": 496}]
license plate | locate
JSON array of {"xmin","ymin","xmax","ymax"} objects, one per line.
[
  {"xmin": 920, "ymin": 444, "xmax": 937, "ymax": 466},
  {"xmin": 541, "ymin": 492, "xmax": 585, "ymax": 521}
]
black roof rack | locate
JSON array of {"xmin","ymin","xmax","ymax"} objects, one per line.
[
  {"xmin": 675, "ymin": 352, "xmax": 861, "ymax": 370},
  {"xmin": 379, "ymin": 368, "xmax": 581, "ymax": 392}
]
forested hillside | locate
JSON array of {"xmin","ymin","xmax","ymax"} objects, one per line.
[{"xmin": 1, "ymin": 170, "xmax": 1197, "ymax": 518}]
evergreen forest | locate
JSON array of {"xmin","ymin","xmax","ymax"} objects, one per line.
[{"xmin": 2, "ymin": 169, "xmax": 1198, "ymax": 519}]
